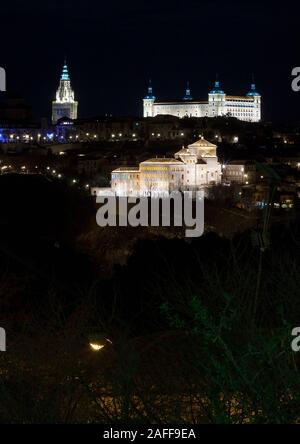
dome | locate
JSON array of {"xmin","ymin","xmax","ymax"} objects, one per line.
[
  {"xmin": 247, "ymin": 83, "xmax": 260, "ymax": 97},
  {"xmin": 144, "ymin": 80, "xmax": 156, "ymax": 100},
  {"xmin": 210, "ymin": 80, "xmax": 225, "ymax": 94}
]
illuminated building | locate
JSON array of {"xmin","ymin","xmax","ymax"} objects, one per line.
[
  {"xmin": 52, "ymin": 62, "xmax": 78, "ymax": 124},
  {"xmin": 222, "ymin": 161, "xmax": 256, "ymax": 184},
  {"xmin": 143, "ymin": 80, "xmax": 261, "ymax": 122},
  {"xmin": 93, "ymin": 138, "xmax": 222, "ymax": 197}
]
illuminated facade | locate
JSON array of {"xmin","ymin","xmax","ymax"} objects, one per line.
[
  {"xmin": 52, "ymin": 62, "xmax": 78, "ymax": 124},
  {"xmin": 143, "ymin": 80, "xmax": 261, "ymax": 122},
  {"xmin": 105, "ymin": 138, "xmax": 222, "ymax": 197}
]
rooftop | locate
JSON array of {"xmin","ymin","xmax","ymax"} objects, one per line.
[
  {"xmin": 154, "ymin": 99, "xmax": 207, "ymax": 105},
  {"xmin": 141, "ymin": 158, "xmax": 184, "ymax": 164},
  {"xmin": 112, "ymin": 167, "xmax": 140, "ymax": 173},
  {"xmin": 226, "ymin": 96, "xmax": 254, "ymax": 101},
  {"xmin": 188, "ymin": 138, "xmax": 217, "ymax": 148}
]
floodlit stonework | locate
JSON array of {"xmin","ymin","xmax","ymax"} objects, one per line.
[
  {"xmin": 93, "ymin": 138, "xmax": 222, "ymax": 197},
  {"xmin": 52, "ymin": 62, "xmax": 78, "ymax": 124},
  {"xmin": 143, "ymin": 80, "xmax": 261, "ymax": 122}
]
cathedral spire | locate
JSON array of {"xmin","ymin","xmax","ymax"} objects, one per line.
[
  {"xmin": 183, "ymin": 81, "xmax": 193, "ymax": 100},
  {"xmin": 52, "ymin": 60, "xmax": 78, "ymax": 124},
  {"xmin": 61, "ymin": 60, "xmax": 70, "ymax": 81}
]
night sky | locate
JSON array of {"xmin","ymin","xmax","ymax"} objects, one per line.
[{"xmin": 1, "ymin": 0, "xmax": 300, "ymax": 123}]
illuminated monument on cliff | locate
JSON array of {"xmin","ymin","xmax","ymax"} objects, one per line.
[
  {"xmin": 143, "ymin": 79, "xmax": 261, "ymax": 122},
  {"xmin": 52, "ymin": 61, "xmax": 78, "ymax": 124}
]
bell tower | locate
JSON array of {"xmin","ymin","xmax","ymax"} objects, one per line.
[
  {"xmin": 143, "ymin": 79, "xmax": 156, "ymax": 117},
  {"xmin": 52, "ymin": 60, "xmax": 78, "ymax": 124}
]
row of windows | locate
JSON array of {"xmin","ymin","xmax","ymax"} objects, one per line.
[{"xmin": 141, "ymin": 166, "xmax": 168, "ymax": 171}]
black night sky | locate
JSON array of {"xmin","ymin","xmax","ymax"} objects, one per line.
[{"xmin": 1, "ymin": 0, "xmax": 300, "ymax": 122}]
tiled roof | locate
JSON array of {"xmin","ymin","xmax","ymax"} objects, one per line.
[{"xmin": 188, "ymin": 138, "xmax": 217, "ymax": 148}]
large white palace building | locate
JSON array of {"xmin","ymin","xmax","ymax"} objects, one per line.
[
  {"xmin": 143, "ymin": 80, "xmax": 261, "ymax": 122},
  {"xmin": 93, "ymin": 138, "xmax": 222, "ymax": 197}
]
